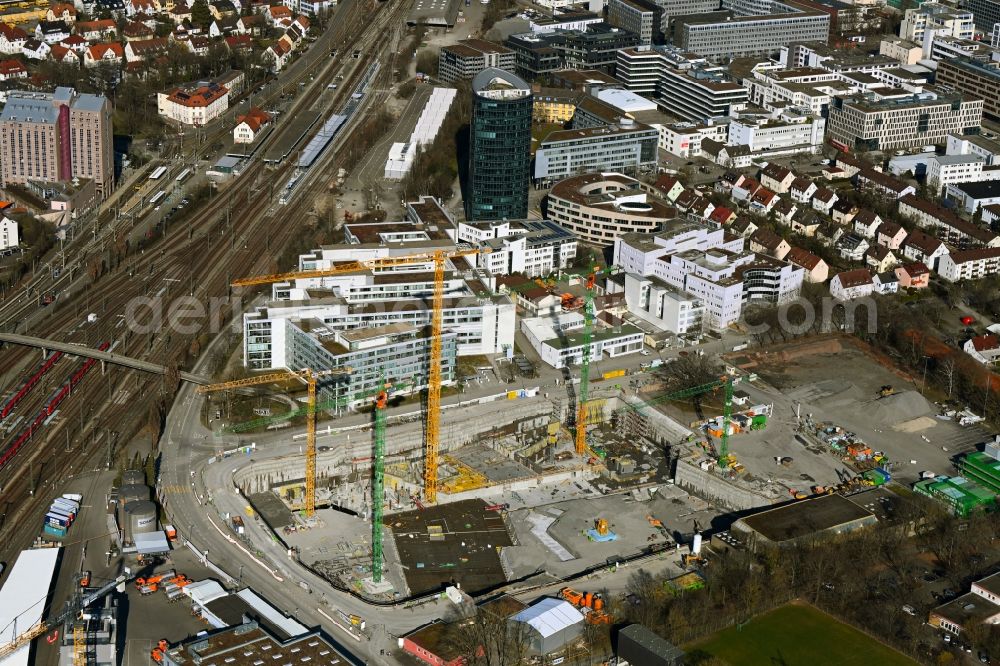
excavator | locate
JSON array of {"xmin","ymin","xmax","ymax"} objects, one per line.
[{"xmin": 559, "ymin": 587, "xmax": 611, "ymax": 624}]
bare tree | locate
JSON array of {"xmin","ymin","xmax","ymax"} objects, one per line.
[
  {"xmin": 451, "ymin": 604, "xmax": 532, "ymax": 666},
  {"xmin": 938, "ymin": 357, "xmax": 957, "ymax": 398}
]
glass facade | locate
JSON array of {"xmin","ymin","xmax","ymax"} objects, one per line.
[{"xmin": 467, "ymin": 69, "xmax": 533, "ymax": 221}]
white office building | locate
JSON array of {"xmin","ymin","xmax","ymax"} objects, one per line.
[
  {"xmin": 454, "ymin": 218, "xmax": 577, "ymax": 276},
  {"xmin": 899, "ymin": 3, "xmax": 975, "ymax": 42},
  {"xmin": 728, "ymin": 108, "xmax": 826, "ymax": 156},
  {"xmin": 614, "ymin": 221, "xmax": 804, "ymax": 330},
  {"xmin": 534, "ymin": 120, "xmax": 658, "ymax": 182},
  {"xmin": 521, "ymin": 311, "xmax": 644, "ymax": 368}
]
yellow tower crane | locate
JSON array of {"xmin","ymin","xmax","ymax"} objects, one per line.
[
  {"xmin": 232, "ymin": 248, "xmax": 484, "ymax": 504},
  {"xmin": 197, "ymin": 368, "xmax": 349, "ymax": 516}
]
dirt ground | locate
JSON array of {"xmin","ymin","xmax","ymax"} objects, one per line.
[{"xmin": 719, "ymin": 336, "xmax": 988, "ymax": 489}]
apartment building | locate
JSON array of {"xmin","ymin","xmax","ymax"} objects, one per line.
[
  {"xmin": 532, "ymin": 87, "xmax": 581, "ymax": 123},
  {"xmin": 454, "ymin": 218, "xmax": 577, "ymax": 276},
  {"xmin": 613, "ymin": 221, "xmax": 803, "ymax": 329},
  {"xmin": 534, "ymin": 121, "xmax": 658, "ymax": 182},
  {"xmin": 437, "ymin": 39, "xmax": 516, "ymax": 83},
  {"xmin": 672, "ymin": 3, "xmax": 830, "ymax": 61},
  {"xmin": 937, "ymin": 247, "xmax": 1000, "ymax": 282},
  {"xmin": 936, "ymin": 58, "xmax": 1000, "ymax": 120},
  {"xmin": 505, "ymin": 23, "xmax": 640, "ymax": 79},
  {"xmin": 623, "ymin": 272, "xmax": 705, "ymax": 333},
  {"xmin": 546, "ymin": 172, "xmax": 675, "ymax": 245},
  {"xmin": 615, "ymin": 46, "xmax": 748, "ymax": 122},
  {"xmin": 157, "ymin": 83, "xmax": 228, "ymax": 126},
  {"xmin": 827, "ymin": 88, "xmax": 983, "ymax": 152},
  {"xmin": 0, "ymin": 87, "xmax": 113, "ymax": 198},
  {"xmin": 899, "ymin": 2, "xmax": 974, "ymax": 41},
  {"xmin": 927, "ymin": 154, "xmax": 1000, "ymax": 195},
  {"xmin": 607, "ymin": 0, "xmax": 662, "ymax": 45}
]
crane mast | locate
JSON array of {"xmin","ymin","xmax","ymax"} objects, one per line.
[
  {"xmin": 575, "ymin": 274, "xmax": 596, "ymax": 456},
  {"xmin": 372, "ymin": 386, "xmax": 389, "ymax": 583}
]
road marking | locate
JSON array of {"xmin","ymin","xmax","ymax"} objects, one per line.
[{"xmin": 160, "ymin": 485, "xmax": 187, "ymax": 494}]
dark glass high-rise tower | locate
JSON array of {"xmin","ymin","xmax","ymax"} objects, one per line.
[{"xmin": 466, "ymin": 68, "xmax": 532, "ymax": 221}]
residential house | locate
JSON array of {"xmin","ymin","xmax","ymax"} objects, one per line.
[
  {"xmin": 123, "ymin": 20, "xmax": 154, "ymax": 40},
  {"xmin": 731, "ymin": 175, "xmax": 761, "ymax": 202},
  {"xmin": 75, "ymin": 19, "xmax": 117, "ymax": 41},
  {"xmin": 60, "ymin": 34, "xmax": 87, "ymax": 53},
  {"xmin": 750, "ymin": 188, "xmax": 779, "ymax": 213},
  {"xmin": 124, "ymin": 37, "xmax": 168, "ymax": 62},
  {"xmin": 209, "ymin": 16, "xmax": 239, "ymax": 37},
  {"xmin": 902, "ymin": 229, "xmax": 949, "ymax": 270},
  {"xmin": 266, "ymin": 4, "xmax": 292, "ymax": 24},
  {"xmin": 836, "ymin": 233, "xmax": 869, "ymax": 262},
  {"xmin": 730, "ymin": 217, "xmax": 758, "ymax": 238},
  {"xmin": 0, "ymin": 24, "xmax": 28, "ymax": 55},
  {"xmin": 187, "ymin": 35, "xmax": 211, "ymax": 55},
  {"xmin": 95, "ymin": 0, "xmax": 127, "ymax": 16},
  {"xmin": 749, "ymin": 228, "xmax": 790, "ymax": 260},
  {"xmin": 237, "ymin": 14, "xmax": 263, "ymax": 35},
  {"xmin": 709, "ymin": 206, "xmax": 736, "ymax": 226},
  {"xmin": 0, "ymin": 58, "xmax": 27, "ymax": 81},
  {"xmin": 35, "ymin": 20, "xmax": 70, "ymax": 44},
  {"xmin": 895, "ymin": 262, "xmax": 930, "ymax": 289},
  {"xmin": 831, "ymin": 199, "xmax": 858, "ymax": 225},
  {"xmin": 49, "ymin": 43, "xmax": 78, "ymax": 64},
  {"xmin": 789, "ymin": 176, "xmax": 817, "ymax": 203},
  {"xmin": 46, "ymin": 4, "xmax": 77, "ymax": 23},
  {"xmin": 936, "ymin": 247, "xmax": 1000, "ymax": 282},
  {"xmin": 772, "ymin": 199, "xmax": 797, "ymax": 225},
  {"xmin": 233, "ymin": 107, "xmax": 272, "ymax": 143},
  {"xmin": 964, "ymin": 334, "xmax": 1000, "ymax": 365},
  {"xmin": 21, "ymin": 38, "xmax": 50, "ymax": 60},
  {"xmin": 224, "ymin": 34, "xmax": 253, "ymax": 53},
  {"xmin": 211, "ymin": 0, "xmax": 238, "ymax": 18},
  {"xmin": 873, "ymin": 271, "xmax": 899, "ymax": 294},
  {"xmin": 830, "ymin": 268, "xmax": 875, "ymax": 300},
  {"xmin": 785, "ymin": 246, "xmax": 829, "ymax": 283},
  {"xmin": 790, "ymin": 211, "xmax": 823, "ymax": 237},
  {"xmin": 125, "ymin": 0, "xmax": 161, "ymax": 15},
  {"xmin": 835, "ymin": 152, "xmax": 865, "ymax": 178},
  {"xmin": 865, "ymin": 245, "xmax": 898, "ymax": 273},
  {"xmin": 266, "ymin": 39, "xmax": 290, "ymax": 71},
  {"xmin": 817, "ymin": 222, "xmax": 844, "ymax": 247},
  {"xmin": 761, "ymin": 163, "xmax": 795, "ymax": 193},
  {"xmin": 293, "ymin": 15, "xmax": 309, "ymax": 34},
  {"xmin": 852, "ymin": 209, "xmax": 883, "ymax": 238},
  {"xmin": 168, "ymin": 3, "xmax": 192, "ymax": 23},
  {"xmin": 857, "ymin": 168, "xmax": 917, "ymax": 200},
  {"xmin": 688, "ymin": 198, "xmax": 715, "ymax": 220},
  {"xmin": 812, "ymin": 187, "xmax": 838, "ymax": 215},
  {"xmin": 875, "ymin": 221, "xmax": 907, "ymax": 250},
  {"xmin": 653, "ymin": 174, "xmax": 684, "ymax": 202},
  {"xmin": 84, "ymin": 42, "xmax": 124, "ymax": 66}
]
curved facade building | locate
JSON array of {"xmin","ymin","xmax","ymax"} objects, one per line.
[
  {"xmin": 467, "ymin": 68, "xmax": 532, "ymax": 221},
  {"xmin": 546, "ymin": 172, "xmax": 674, "ymax": 245}
]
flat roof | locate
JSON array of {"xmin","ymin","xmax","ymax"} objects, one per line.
[
  {"xmin": 407, "ymin": 0, "xmax": 460, "ymax": 26},
  {"xmin": 952, "ymin": 180, "xmax": 1000, "ymax": 199},
  {"xmin": 932, "ymin": 592, "xmax": 1000, "ymax": 627},
  {"xmin": 262, "ymin": 110, "xmax": 321, "ymax": 163},
  {"xmin": 0, "ymin": 548, "xmax": 61, "ymax": 666},
  {"xmin": 740, "ymin": 493, "xmax": 876, "ymax": 543}
]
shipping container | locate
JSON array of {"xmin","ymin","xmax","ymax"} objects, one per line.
[
  {"xmin": 43, "ymin": 523, "xmax": 67, "ymax": 538},
  {"xmin": 52, "ymin": 498, "xmax": 79, "ymax": 513},
  {"xmin": 45, "ymin": 513, "xmax": 71, "ymax": 528},
  {"xmin": 62, "ymin": 493, "xmax": 83, "ymax": 502},
  {"xmin": 48, "ymin": 506, "xmax": 74, "ymax": 521}
]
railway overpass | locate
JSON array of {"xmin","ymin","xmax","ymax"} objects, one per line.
[{"xmin": 0, "ymin": 333, "xmax": 212, "ymax": 385}]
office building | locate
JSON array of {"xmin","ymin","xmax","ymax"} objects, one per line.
[
  {"xmin": 946, "ymin": 132, "xmax": 1000, "ymax": 165},
  {"xmin": 967, "ymin": 0, "xmax": 1000, "ymax": 31},
  {"xmin": 0, "ymin": 87, "xmax": 113, "ymax": 198},
  {"xmin": 438, "ymin": 39, "xmax": 516, "ymax": 83},
  {"xmin": 454, "ymin": 218, "xmax": 578, "ymax": 276},
  {"xmin": 615, "ymin": 46, "xmax": 748, "ymax": 122},
  {"xmin": 672, "ymin": 3, "xmax": 830, "ymax": 61},
  {"xmin": 534, "ymin": 120, "xmax": 658, "ymax": 182},
  {"xmin": 521, "ymin": 312, "xmax": 645, "ymax": 368},
  {"xmin": 528, "ymin": 9, "xmax": 605, "ymax": 32},
  {"xmin": 505, "ymin": 23, "xmax": 641, "ymax": 79},
  {"xmin": 899, "ymin": 2, "xmax": 974, "ymax": 41},
  {"xmin": 728, "ymin": 108, "xmax": 825, "ymax": 156},
  {"xmin": 546, "ymin": 172, "xmax": 674, "ymax": 245},
  {"xmin": 827, "ymin": 88, "xmax": 983, "ymax": 152},
  {"xmin": 607, "ymin": 0, "xmax": 662, "ymax": 45},
  {"xmin": 946, "ymin": 180, "xmax": 1000, "ymax": 214},
  {"xmin": 467, "ymin": 68, "xmax": 532, "ymax": 222},
  {"xmin": 614, "ymin": 221, "xmax": 803, "ymax": 330},
  {"xmin": 927, "ymin": 154, "xmax": 1000, "ymax": 195},
  {"xmin": 157, "ymin": 83, "xmax": 229, "ymax": 126},
  {"xmin": 936, "ymin": 58, "xmax": 1000, "ymax": 120}
]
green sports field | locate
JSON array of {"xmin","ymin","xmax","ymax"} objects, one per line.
[{"xmin": 686, "ymin": 603, "xmax": 917, "ymax": 666}]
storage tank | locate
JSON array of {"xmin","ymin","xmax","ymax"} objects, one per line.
[
  {"xmin": 692, "ymin": 533, "xmax": 703, "ymax": 555},
  {"xmin": 124, "ymin": 501, "xmax": 157, "ymax": 542},
  {"xmin": 122, "ymin": 470, "xmax": 146, "ymax": 486},
  {"xmin": 119, "ymin": 484, "xmax": 149, "ymax": 505}
]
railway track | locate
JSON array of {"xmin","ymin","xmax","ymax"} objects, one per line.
[{"xmin": 0, "ymin": 0, "xmax": 410, "ymax": 561}]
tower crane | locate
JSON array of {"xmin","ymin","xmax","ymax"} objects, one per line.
[
  {"xmin": 629, "ymin": 375, "xmax": 736, "ymax": 466},
  {"xmin": 575, "ymin": 273, "xmax": 596, "ymax": 456},
  {"xmin": 232, "ymin": 248, "xmax": 485, "ymax": 504},
  {"xmin": 0, "ymin": 573, "xmax": 131, "ymax": 661},
  {"xmin": 197, "ymin": 368, "xmax": 350, "ymax": 516},
  {"xmin": 371, "ymin": 384, "xmax": 389, "ymax": 583}
]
